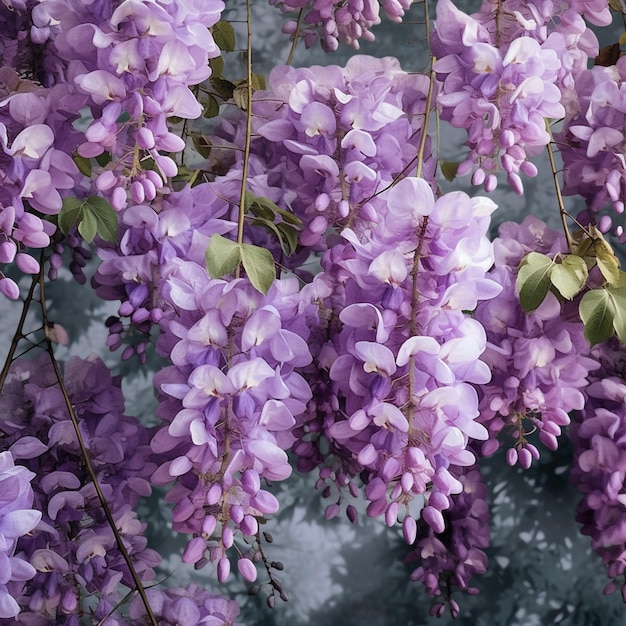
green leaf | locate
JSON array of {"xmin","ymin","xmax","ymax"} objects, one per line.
[
  {"xmin": 86, "ymin": 196, "xmax": 118, "ymax": 243},
  {"xmin": 517, "ymin": 252, "xmax": 555, "ymax": 312},
  {"xmin": 606, "ymin": 272, "xmax": 626, "ymax": 343},
  {"xmin": 550, "ymin": 255, "xmax": 588, "ymax": 300},
  {"xmin": 247, "ymin": 192, "xmax": 302, "ymax": 226},
  {"xmin": 276, "ymin": 223, "xmax": 299, "ymax": 255},
  {"xmin": 209, "ymin": 55, "xmax": 224, "ymax": 78},
  {"xmin": 440, "ymin": 161, "xmax": 459, "ymax": 182},
  {"xmin": 205, "ymin": 233, "xmax": 241, "ymax": 279},
  {"xmin": 240, "ymin": 243, "xmax": 276, "ymax": 294},
  {"xmin": 58, "ymin": 197, "xmax": 86, "ymax": 235},
  {"xmin": 203, "ymin": 94, "xmax": 220, "ymax": 119},
  {"xmin": 210, "ymin": 77, "xmax": 236, "ymax": 101},
  {"xmin": 78, "ymin": 208, "xmax": 97, "ymax": 243},
  {"xmin": 251, "ymin": 72, "xmax": 266, "ymax": 91},
  {"xmin": 74, "ymin": 155, "xmax": 92, "ymax": 177},
  {"xmin": 95, "ymin": 152, "xmax": 112, "ymax": 168},
  {"xmin": 212, "ymin": 21, "xmax": 236, "ymax": 52},
  {"xmin": 579, "ymin": 288, "xmax": 615, "ymax": 346},
  {"xmin": 192, "ymin": 134, "xmax": 212, "ymax": 159},
  {"xmin": 595, "ymin": 238, "xmax": 621, "ymax": 284},
  {"xmin": 233, "ymin": 84, "xmax": 249, "ymax": 110}
]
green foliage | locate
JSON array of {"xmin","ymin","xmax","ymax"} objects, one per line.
[
  {"xmin": 517, "ymin": 252, "xmax": 555, "ymax": 312},
  {"xmin": 550, "ymin": 255, "xmax": 587, "ymax": 300},
  {"xmin": 205, "ymin": 233, "xmax": 242, "ymax": 279},
  {"xmin": 205, "ymin": 233, "xmax": 276, "ymax": 294},
  {"xmin": 579, "ymin": 288, "xmax": 615, "ymax": 345},
  {"xmin": 440, "ymin": 161, "xmax": 459, "ymax": 182},
  {"xmin": 517, "ymin": 228, "xmax": 626, "ymax": 346},
  {"xmin": 246, "ymin": 191, "xmax": 302, "ymax": 256},
  {"xmin": 594, "ymin": 236, "xmax": 621, "ymax": 284},
  {"xmin": 73, "ymin": 154, "xmax": 92, "ymax": 177},
  {"xmin": 58, "ymin": 195, "xmax": 118, "ymax": 244},
  {"xmin": 212, "ymin": 21, "xmax": 236, "ymax": 52},
  {"xmin": 240, "ymin": 242, "xmax": 276, "ymax": 294}
]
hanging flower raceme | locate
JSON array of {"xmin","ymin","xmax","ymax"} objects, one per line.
[
  {"xmin": 474, "ymin": 217, "xmax": 598, "ymax": 467},
  {"xmin": 151, "ymin": 265, "xmax": 315, "ymax": 583},
  {"xmin": 570, "ymin": 339, "xmax": 626, "ymax": 602},
  {"xmin": 0, "ymin": 66, "xmax": 81, "ymax": 299},
  {"xmin": 300, "ymin": 178, "xmax": 500, "ymax": 539},
  {"xmin": 0, "ymin": 354, "xmax": 159, "ymax": 623},
  {"xmin": 407, "ymin": 464, "xmax": 489, "ymax": 618},
  {"xmin": 558, "ymin": 56, "xmax": 626, "ymax": 241},
  {"xmin": 430, "ymin": 0, "xmax": 599, "ymax": 194}
]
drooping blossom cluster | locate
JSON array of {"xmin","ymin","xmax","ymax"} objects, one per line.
[
  {"xmin": 208, "ymin": 54, "xmax": 499, "ymax": 590},
  {"xmin": 151, "ymin": 268, "xmax": 315, "ymax": 583},
  {"xmin": 0, "ymin": 451, "xmax": 41, "ymax": 619},
  {"xmin": 0, "ymin": 354, "xmax": 160, "ymax": 623},
  {"xmin": 474, "ymin": 216, "xmax": 598, "ymax": 467},
  {"xmin": 570, "ymin": 340, "xmax": 626, "ymax": 602},
  {"xmin": 93, "ymin": 182, "xmax": 237, "ymax": 361},
  {"xmin": 269, "ymin": 0, "xmax": 414, "ymax": 51},
  {"xmin": 215, "ymin": 55, "xmax": 435, "ymax": 254},
  {"xmin": 431, "ymin": 0, "xmax": 600, "ymax": 194},
  {"xmin": 297, "ymin": 179, "xmax": 500, "ymax": 538},
  {"xmin": 0, "ymin": 65, "xmax": 81, "ymax": 299},
  {"xmin": 36, "ymin": 0, "xmax": 224, "ymax": 209},
  {"xmin": 558, "ymin": 56, "xmax": 626, "ymax": 240},
  {"xmin": 407, "ymin": 465, "xmax": 489, "ymax": 617}
]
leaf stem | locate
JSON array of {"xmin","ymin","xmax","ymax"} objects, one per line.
[
  {"xmin": 285, "ymin": 9, "xmax": 304, "ymax": 65},
  {"xmin": 236, "ymin": 0, "xmax": 254, "ymax": 251},
  {"xmin": 546, "ymin": 137, "xmax": 574, "ymax": 253}
]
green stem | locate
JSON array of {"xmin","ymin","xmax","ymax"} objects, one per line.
[
  {"xmin": 285, "ymin": 9, "xmax": 304, "ymax": 65},
  {"xmin": 236, "ymin": 0, "xmax": 254, "ymax": 250},
  {"xmin": 546, "ymin": 137, "xmax": 574, "ymax": 253}
]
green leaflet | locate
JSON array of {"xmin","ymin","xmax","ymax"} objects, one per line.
[
  {"xmin": 579, "ymin": 288, "xmax": 615, "ymax": 346},
  {"xmin": 517, "ymin": 252, "xmax": 555, "ymax": 312},
  {"xmin": 58, "ymin": 195, "xmax": 118, "ymax": 244},
  {"xmin": 205, "ymin": 234, "xmax": 276, "ymax": 294},
  {"xmin": 550, "ymin": 255, "xmax": 588, "ymax": 300}
]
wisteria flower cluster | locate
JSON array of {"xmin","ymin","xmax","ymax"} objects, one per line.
[
  {"xmin": 558, "ymin": 56, "xmax": 626, "ymax": 240},
  {"xmin": 269, "ymin": 0, "xmax": 413, "ymax": 51},
  {"xmin": 431, "ymin": 0, "xmax": 600, "ymax": 194},
  {"xmin": 570, "ymin": 340, "xmax": 626, "ymax": 602},
  {"xmin": 151, "ymin": 269, "xmax": 314, "ymax": 583},
  {"xmin": 39, "ymin": 0, "xmax": 224, "ymax": 209},
  {"xmin": 407, "ymin": 465, "xmax": 489, "ymax": 616},
  {"xmin": 0, "ymin": 354, "xmax": 159, "ymax": 623},
  {"xmin": 0, "ymin": 451, "xmax": 41, "ymax": 619},
  {"xmin": 474, "ymin": 217, "xmax": 599, "ymax": 466},
  {"xmin": 0, "ymin": 65, "xmax": 81, "ymax": 299}
]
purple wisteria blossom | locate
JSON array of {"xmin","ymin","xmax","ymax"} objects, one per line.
[
  {"xmin": 0, "ymin": 354, "xmax": 159, "ymax": 623},
  {"xmin": 570, "ymin": 340, "xmax": 626, "ymax": 602},
  {"xmin": 0, "ymin": 451, "xmax": 41, "ymax": 619},
  {"xmin": 270, "ymin": 0, "xmax": 413, "ymax": 51},
  {"xmin": 431, "ymin": 0, "xmax": 598, "ymax": 194},
  {"xmin": 474, "ymin": 217, "xmax": 598, "ymax": 466}
]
